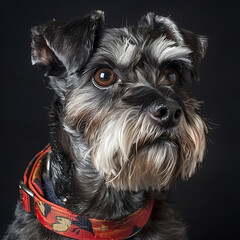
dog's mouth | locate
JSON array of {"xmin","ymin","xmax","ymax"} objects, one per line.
[
  {"xmin": 126, "ymin": 132, "xmax": 180, "ymax": 169},
  {"xmin": 131, "ymin": 135, "xmax": 177, "ymax": 152}
]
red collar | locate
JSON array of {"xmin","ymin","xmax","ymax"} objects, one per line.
[{"xmin": 19, "ymin": 145, "xmax": 154, "ymax": 240}]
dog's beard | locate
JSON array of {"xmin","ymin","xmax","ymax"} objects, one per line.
[
  {"xmin": 65, "ymin": 86, "xmax": 207, "ymax": 191},
  {"xmin": 85, "ymin": 101, "xmax": 207, "ymax": 192}
]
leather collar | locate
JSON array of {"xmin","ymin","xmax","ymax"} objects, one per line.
[{"xmin": 19, "ymin": 145, "xmax": 154, "ymax": 239}]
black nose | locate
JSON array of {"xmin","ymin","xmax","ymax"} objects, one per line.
[{"xmin": 148, "ymin": 101, "xmax": 182, "ymax": 128}]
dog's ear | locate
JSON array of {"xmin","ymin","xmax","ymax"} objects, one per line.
[
  {"xmin": 139, "ymin": 13, "xmax": 207, "ymax": 80},
  {"xmin": 178, "ymin": 28, "xmax": 207, "ymax": 80},
  {"xmin": 31, "ymin": 10, "xmax": 105, "ymax": 76}
]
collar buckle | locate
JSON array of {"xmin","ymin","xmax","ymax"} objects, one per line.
[{"xmin": 19, "ymin": 180, "xmax": 35, "ymax": 216}]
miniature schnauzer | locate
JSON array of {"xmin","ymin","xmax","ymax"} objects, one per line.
[{"xmin": 4, "ymin": 10, "xmax": 208, "ymax": 240}]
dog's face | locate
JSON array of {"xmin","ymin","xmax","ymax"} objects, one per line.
[{"xmin": 32, "ymin": 11, "xmax": 207, "ymax": 191}]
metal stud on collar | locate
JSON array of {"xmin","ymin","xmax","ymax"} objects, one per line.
[{"xmin": 45, "ymin": 150, "xmax": 52, "ymax": 179}]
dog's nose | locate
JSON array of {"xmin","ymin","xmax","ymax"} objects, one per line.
[{"xmin": 148, "ymin": 101, "xmax": 182, "ymax": 128}]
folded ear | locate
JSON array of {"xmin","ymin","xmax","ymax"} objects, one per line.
[
  {"xmin": 31, "ymin": 10, "xmax": 105, "ymax": 76},
  {"xmin": 179, "ymin": 28, "xmax": 207, "ymax": 80},
  {"xmin": 138, "ymin": 13, "xmax": 207, "ymax": 80}
]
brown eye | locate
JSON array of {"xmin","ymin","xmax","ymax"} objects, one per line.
[
  {"xmin": 164, "ymin": 68, "xmax": 179, "ymax": 85},
  {"xmin": 93, "ymin": 68, "xmax": 118, "ymax": 87}
]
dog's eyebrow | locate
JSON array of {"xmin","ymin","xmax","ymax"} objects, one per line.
[
  {"xmin": 97, "ymin": 39, "xmax": 138, "ymax": 68},
  {"xmin": 117, "ymin": 38, "xmax": 138, "ymax": 65},
  {"xmin": 148, "ymin": 37, "xmax": 192, "ymax": 65}
]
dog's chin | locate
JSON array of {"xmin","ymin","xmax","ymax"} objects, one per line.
[{"xmin": 92, "ymin": 139, "xmax": 180, "ymax": 192}]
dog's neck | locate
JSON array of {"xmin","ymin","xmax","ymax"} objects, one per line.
[{"xmin": 48, "ymin": 98, "xmax": 150, "ymax": 220}]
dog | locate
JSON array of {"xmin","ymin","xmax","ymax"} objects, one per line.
[{"xmin": 4, "ymin": 10, "xmax": 208, "ymax": 240}]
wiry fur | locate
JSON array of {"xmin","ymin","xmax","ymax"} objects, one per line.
[{"xmin": 4, "ymin": 10, "xmax": 207, "ymax": 240}]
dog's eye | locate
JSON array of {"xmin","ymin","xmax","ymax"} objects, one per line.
[
  {"xmin": 93, "ymin": 68, "xmax": 118, "ymax": 87},
  {"xmin": 164, "ymin": 68, "xmax": 179, "ymax": 85}
]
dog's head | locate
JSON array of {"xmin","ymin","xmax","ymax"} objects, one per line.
[{"xmin": 32, "ymin": 11, "xmax": 207, "ymax": 191}]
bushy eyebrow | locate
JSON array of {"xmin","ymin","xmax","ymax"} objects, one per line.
[{"xmin": 147, "ymin": 37, "xmax": 192, "ymax": 65}]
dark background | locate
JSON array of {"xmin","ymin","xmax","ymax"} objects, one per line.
[{"xmin": 2, "ymin": 0, "xmax": 240, "ymax": 239}]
